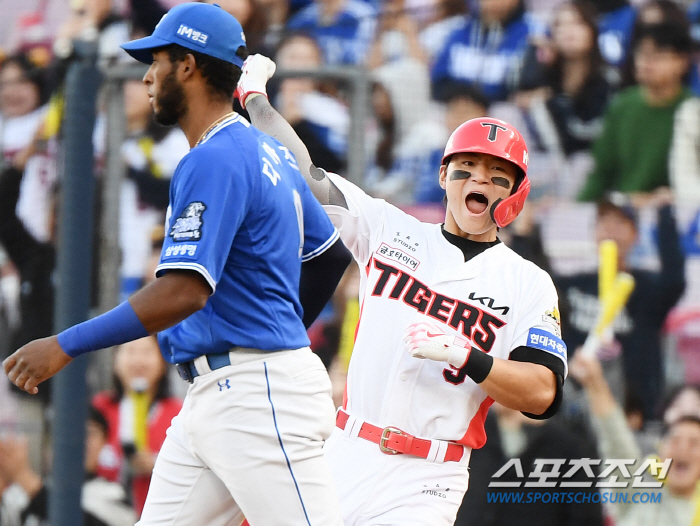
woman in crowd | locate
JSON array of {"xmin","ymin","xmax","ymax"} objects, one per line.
[
  {"xmin": 92, "ymin": 336, "xmax": 182, "ymax": 518},
  {"xmin": 272, "ymin": 33, "xmax": 348, "ymax": 174},
  {"xmin": 516, "ymin": 1, "xmax": 612, "ymax": 158}
]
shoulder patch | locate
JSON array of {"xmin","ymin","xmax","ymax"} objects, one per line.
[
  {"xmin": 542, "ymin": 306, "xmax": 562, "ymax": 337},
  {"xmin": 169, "ymin": 202, "xmax": 206, "ymax": 241},
  {"xmin": 527, "ymin": 328, "xmax": 567, "ymax": 362}
]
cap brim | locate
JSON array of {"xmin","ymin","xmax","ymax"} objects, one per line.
[{"xmin": 121, "ymin": 35, "xmax": 174, "ymax": 64}]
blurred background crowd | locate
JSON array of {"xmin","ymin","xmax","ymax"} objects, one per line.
[{"xmin": 1, "ymin": 0, "xmax": 700, "ymax": 524}]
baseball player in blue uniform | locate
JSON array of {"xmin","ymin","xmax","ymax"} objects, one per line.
[{"xmin": 4, "ymin": 3, "xmax": 348, "ymax": 525}]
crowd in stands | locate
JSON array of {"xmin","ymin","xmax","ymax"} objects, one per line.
[{"xmin": 1, "ymin": 0, "xmax": 700, "ymax": 524}]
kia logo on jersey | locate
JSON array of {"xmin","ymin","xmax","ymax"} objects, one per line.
[{"xmin": 468, "ymin": 292, "xmax": 509, "ymax": 315}]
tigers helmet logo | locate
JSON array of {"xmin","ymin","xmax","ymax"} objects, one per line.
[{"xmin": 481, "ymin": 122, "xmax": 508, "ymax": 142}]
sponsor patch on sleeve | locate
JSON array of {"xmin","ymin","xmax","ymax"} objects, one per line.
[
  {"xmin": 163, "ymin": 244, "xmax": 197, "ymax": 258},
  {"xmin": 169, "ymin": 202, "xmax": 206, "ymax": 242},
  {"xmin": 527, "ymin": 328, "xmax": 567, "ymax": 361}
]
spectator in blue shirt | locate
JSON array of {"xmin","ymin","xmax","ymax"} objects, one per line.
[
  {"xmin": 286, "ymin": 0, "xmax": 377, "ymax": 65},
  {"xmin": 431, "ymin": 0, "xmax": 543, "ymax": 102},
  {"xmin": 590, "ymin": 0, "xmax": 636, "ymax": 69},
  {"xmin": 690, "ymin": 0, "xmax": 700, "ymax": 43}
]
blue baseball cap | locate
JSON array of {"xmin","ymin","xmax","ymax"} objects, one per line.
[{"xmin": 121, "ymin": 3, "xmax": 247, "ymax": 67}]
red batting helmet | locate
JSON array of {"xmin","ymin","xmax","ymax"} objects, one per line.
[{"xmin": 442, "ymin": 117, "xmax": 530, "ymax": 228}]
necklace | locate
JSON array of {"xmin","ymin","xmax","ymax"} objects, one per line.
[{"xmin": 195, "ymin": 112, "xmax": 236, "ymax": 147}]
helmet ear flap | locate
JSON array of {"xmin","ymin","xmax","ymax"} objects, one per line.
[
  {"xmin": 489, "ymin": 198, "xmax": 503, "ymax": 226},
  {"xmin": 491, "ymin": 177, "xmax": 531, "ymax": 228}
]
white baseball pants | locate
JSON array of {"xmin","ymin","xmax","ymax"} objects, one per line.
[
  {"xmin": 137, "ymin": 348, "xmax": 344, "ymax": 526},
  {"xmin": 324, "ymin": 426, "xmax": 471, "ymax": 526}
]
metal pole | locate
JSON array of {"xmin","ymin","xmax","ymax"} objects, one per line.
[
  {"xmin": 98, "ymin": 79, "xmax": 125, "ymax": 314},
  {"xmin": 346, "ymin": 67, "xmax": 369, "ymax": 187},
  {"xmin": 89, "ymin": 75, "xmax": 127, "ymax": 392},
  {"xmin": 50, "ymin": 39, "xmax": 101, "ymax": 526}
]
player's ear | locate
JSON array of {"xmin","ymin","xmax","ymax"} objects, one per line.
[
  {"xmin": 180, "ymin": 54, "xmax": 197, "ymax": 80},
  {"xmin": 439, "ymin": 164, "xmax": 448, "ymax": 190}
]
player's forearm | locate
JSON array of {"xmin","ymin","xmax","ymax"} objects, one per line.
[
  {"xmin": 245, "ymin": 95, "xmax": 347, "ymax": 208},
  {"xmin": 246, "ymin": 95, "xmax": 314, "ymax": 178},
  {"xmin": 52, "ymin": 270, "xmax": 210, "ymax": 360},
  {"xmin": 480, "ymin": 359, "xmax": 557, "ymax": 415}
]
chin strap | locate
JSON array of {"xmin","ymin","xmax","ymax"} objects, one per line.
[{"xmin": 490, "ymin": 177, "xmax": 531, "ymax": 228}]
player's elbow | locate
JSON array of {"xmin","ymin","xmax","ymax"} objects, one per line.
[
  {"xmin": 528, "ymin": 386, "xmax": 557, "ymax": 416},
  {"xmin": 160, "ymin": 270, "xmax": 212, "ymax": 314},
  {"xmin": 525, "ymin": 372, "xmax": 558, "ymax": 416},
  {"xmin": 186, "ymin": 289, "xmax": 210, "ymax": 312}
]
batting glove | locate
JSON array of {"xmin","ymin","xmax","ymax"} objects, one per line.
[
  {"xmin": 404, "ymin": 322, "xmax": 471, "ymax": 368},
  {"xmin": 235, "ymin": 54, "xmax": 276, "ymax": 110}
]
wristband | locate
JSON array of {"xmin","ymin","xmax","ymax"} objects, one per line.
[
  {"xmin": 465, "ymin": 348, "xmax": 494, "ymax": 384},
  {"xmin": 57, "ymin": 301, "xmax": 149, "ymax": 358}
]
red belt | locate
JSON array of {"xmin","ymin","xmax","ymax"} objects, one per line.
[{"xmin": 335, "ymin": 410, "xmax": 464, "ymax": 462}]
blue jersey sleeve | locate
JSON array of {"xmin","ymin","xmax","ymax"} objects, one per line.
[
  {"xmin": 297, "ymin": 172, "xmax": 339, "ymax": 262},
  {"xmin": 157, "ymin": 148, "xmax": 252, "ymax": 291},
  {"xmin": 431, "ymin": 30, "xmax": 454, "ymax": 85}
]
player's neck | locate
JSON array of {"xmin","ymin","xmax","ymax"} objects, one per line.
[
  {"xmin": 179, "ymin": 99, "xmax": 236, "ymax": 148},
  {"xmin": 444, "ymin": 214, "xmax": 498, "ymax": 242}
]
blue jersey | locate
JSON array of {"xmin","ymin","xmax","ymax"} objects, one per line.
[
  {"xmin": 286, "ymin": 0, "xmax": 376, "ymax": 65},
  {"xmin": 597, "ymin": 5, "xmax": 636, "ymax": 67},
  {"xmin": 156, "ymin": 114, "xmax": 339, "ymax": 363},
  {"xmin": 431, "ymin": 13, "xmax": 542, "ymax": 102},
  {"xmin": 691, "ymin": 1, "xmax": 700, "ymax": 42}
]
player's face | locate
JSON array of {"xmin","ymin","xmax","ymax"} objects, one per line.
[
  {"xmin": 440, "ymin": 152, "xmax": 518, "ymax": 241},
  {"xmin": 144, "ymin": 50, "xmax": 188, "ymax": 126}
]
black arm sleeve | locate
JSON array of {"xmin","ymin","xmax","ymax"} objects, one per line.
[
  {"xmin": 509, "ymin": 345, "xmax": 565, "ymax": 420},
  {"xmin": 0, "ymin": 165, "xmax": 43, "ymax": 267},
  {"xmin": 299, "ymin": 236, "xmax": 352, "ymax": 329},
  {"xmin": 0, "ymin": 165, "xmax": 56, "ymax": 350},
  {"xmin": 653, "ymin": 204, "xmax": 686, "ymax": 313}
]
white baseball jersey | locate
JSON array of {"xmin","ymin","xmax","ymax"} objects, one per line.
[{"xmin": 324, "ymin": 172, "xmax": 567, "ymax": 448}]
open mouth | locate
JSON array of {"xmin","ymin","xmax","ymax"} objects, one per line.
[{"xmin": 465, "ymin": 192, "xmax": 488, "ymax": 215}]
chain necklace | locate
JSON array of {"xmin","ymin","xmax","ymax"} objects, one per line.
[{"xmin": 194, "ymin": 112, "xmax": 236, "ymax": 147}]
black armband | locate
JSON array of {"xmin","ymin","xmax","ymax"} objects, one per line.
[
  {"xmin": 466, "ymin": 348, "xmax": 494, "ymax": 384},
  {"xmin": 510, "ymin": 345, "xmax": 565, "ymax": 420}
]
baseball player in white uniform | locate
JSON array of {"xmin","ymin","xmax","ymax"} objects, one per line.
[{"xmin": 238, "ymin": 55, "xmax": 567, "ymax": 526}]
